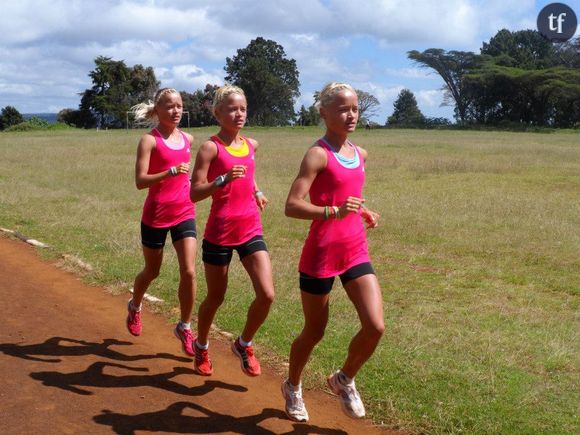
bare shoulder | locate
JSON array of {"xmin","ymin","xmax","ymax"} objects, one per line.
[
  {"xmin": 356, "ymin": 144, "xmax": 368, "ymax": 161},
  {"xmin": 245, "ymin": 136, "xmax": 259, "ymax": 150},
  {"xmin": 302, "ymin": 142, "xmax": 327, "ymax": 170},
  {"xmin": 137, "ymin": 132, "xmax": 156, "ymax": 151},
  {"xmin": 183, "ymin": 131, "xmax": 194, "ymax": 144},
  {"xmin": 198, "ymin": 139, "xmax": 218, "ymax": 158},
  {"xmin": 307, "ymin": 142, "xmax": 327, "ymax": 159}
]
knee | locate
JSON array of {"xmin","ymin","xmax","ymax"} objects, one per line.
[
  {"xmin": 180, "ymin": 266, "xmax": 196, "ymax": 282},
  {"xmin": 363, "ymin": 321, "xmax": 385, "ymax": 342},
  {"xmin": 302, "ymin": 325, "xmax": 326, "ymax": 345},
  {"xmin": 141, "ymin": 267, "xmax": 160, "ymax": 282},
  {"xmin": 204, "ymin": 291, "xmax": 225, "ymax": 308},
  {"xmin": 256, "ymin": 288, "xmax": 275, "ymax": 306}
]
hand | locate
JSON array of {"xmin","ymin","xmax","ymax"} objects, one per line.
[
  {"xmin": 225, "ymin": 165, "xmax": 247, "ymax": 183},
  {"xmin": 337, "ymin": 196, "xmax": 364, "ymax": 219},
  {"xmin": 361, "ymin": 207, "xmax": 379, "ymax": 229},
  {"xmin": 255, "ymin": 192, "xmax": 269, "ymax": 211},
  {"xmin": 175, "ymin": 162, "xmax": 190, "ymax": 175}
]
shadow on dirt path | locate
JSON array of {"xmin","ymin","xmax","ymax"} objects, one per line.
[{"xmin": 0, "ymin": 235, "xmax": 397, "ymax": 434}]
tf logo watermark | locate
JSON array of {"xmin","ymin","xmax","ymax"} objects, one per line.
[{"xmin": 537, "ymin": 3, "xmax": 577, "ymax": 42}]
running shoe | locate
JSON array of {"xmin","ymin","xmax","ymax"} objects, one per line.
[
  {"xmin": 174, "ymin": 324, "xmax": 195, "ymax": 356},
  {"xmin": 281, "ymin": 380, "xmax": 309, "ymax": 422},
  {"xmin": 126, "ymin": 300, "xmax": 142, "ymax": 336},
  {"xmin": 327, "ymin": 370, "xmax": 366, "ymax": 419},
  {"xmin": 231, "ymin": 337, "xmax": 261, "ymax": 376},
  {"xmin": 194, "ymin": 340, "xmax": 213, "ymax": 376}
]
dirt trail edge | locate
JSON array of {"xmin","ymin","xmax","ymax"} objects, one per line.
[{"xmin": 0, "ymin": 235, "xmax": 397, "ymax": 434}]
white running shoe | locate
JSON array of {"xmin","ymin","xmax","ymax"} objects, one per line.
[
  {"xmin": 327, "ymin": 370, "xmax": 366, "ymax": 419},
  {"xmin": 281, "ymin": 380, "xmax": 309, "ymax": 422}
]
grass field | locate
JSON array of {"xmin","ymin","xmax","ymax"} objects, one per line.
[{"xmin": 0, "ymin": 127, "xmax": 578, "ymax": 434}]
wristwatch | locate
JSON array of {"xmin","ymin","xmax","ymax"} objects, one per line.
[{"xmin": 214, "ymin": 174, "xmax": 227, "ymax": 187}]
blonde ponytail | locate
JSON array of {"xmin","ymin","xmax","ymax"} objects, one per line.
[{"xmin": 130, "ymin": 88, "xmax": 180, "ymax": 127}]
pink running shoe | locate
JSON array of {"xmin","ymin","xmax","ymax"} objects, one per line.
[
  {"xmin": 174, "ymin": 325, "xmax": 195, "ymax": 357},
  {"xmin": 126, "ymin": 300, "xmax": 142, "ymax": 336},
  {"xmin": 231, "ymin": 337, "xmax": 261, "ymax": 377},
  {"xmin": 194, "ymin": 341, "xmax": 213, "ymax": 376}
]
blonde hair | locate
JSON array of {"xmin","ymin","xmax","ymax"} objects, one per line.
[
  {"xmin": 315, "ymin": 82, "xmax": 357, "ymax": 112},
  {"xmin": 212, "ymin": 85, "xmax": 246, "ymax": 117},
  {"xmin": 130, "ymin": 88, "xmax": 180, "ymax": 127}
]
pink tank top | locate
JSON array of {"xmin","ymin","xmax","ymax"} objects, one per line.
[
  {"xmin": 141, "ymin": 129, "xmax": 196, "ymax": 227},
  {"xmin": 299, "ymin": 139, "xmax": 369, "ymax": 277},
  {"xmin": 204, "ymin": 136, "xmax": 262, "ymax": 245}
]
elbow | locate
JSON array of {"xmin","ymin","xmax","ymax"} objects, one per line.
[
  {"xmin": 284, "ymin": 202, "xmax": 295, "ymax": 218},
  {"xmin": 189, "ymin": 187, "xmax": 202, "ymax": 203},
  {"xmin": 135, "ymin": 175, "xmax": 147, "ymax": 190}
]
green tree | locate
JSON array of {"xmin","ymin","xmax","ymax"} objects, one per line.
[
  {"xmin": 462, "ymin": 30, "xmax": 580, "ymax": 127},
  {"xmin": 481, "ymin": 29, "xmax": 557, "ymax": 69},
  {"xmin": 0, "ymin": 106, "xmax": 24, "ymax": 130},
  {"xmin": 296, "ymin": 105, "xmax": 309, "ymax": 126},
  {"xmin": 182, "ymin": 84, "xmax": 219, "ymax": 127},
  {"xmin": 307, "ymin": 105, "xmax": 320, "ymax": 126},
  {"xmin": 77, "ymin": 56, "xmax": 159, "ymax": 128},
  {"xmin": 225, "ymin": 37, "xmax": 300, "ymax": 126},
  {"xmin": 464, "ymin": 63, "xmax": 580, "ymax": 127},
  {"xmin": 295, "ymin": 104, "xmax": 320, "ymax": 126},
  {"xmin": 386, "ymin": 89, "xmax": 425, "ymax": 126},
  {"xmin": 408, "ymin": 49, "xmax": 482, "ymax": 123}
]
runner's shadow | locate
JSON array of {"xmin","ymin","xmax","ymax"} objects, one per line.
[
  {"xmin": 93, "ymin": 402, "xmax": 347, "ymax": 435},
  {"xmin": 0, "ymin": 336, "xmax": 190, "ymax": 363},
  {"xmin": 30, "ymin": 361, "xmax": 247, "ymax": 396}
]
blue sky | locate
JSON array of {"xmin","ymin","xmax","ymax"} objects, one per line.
[{"xmin": 0, "ymin": 0, "xmax": 577, "ymax": 123}]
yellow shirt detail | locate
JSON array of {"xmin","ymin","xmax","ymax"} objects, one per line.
[{"xmin": 224, "ymin": 137, "xmax": 250, "ymax": 157}]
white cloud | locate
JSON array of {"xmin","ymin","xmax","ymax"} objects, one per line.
[
  {"xmin": 415, "ymin": 89, "xmax": 444, "ymax": 108},
  {"xmin": 161, "ymin": 65, "xmax": 224, "ymax": 91},
  {"xmin": 0, "ymin": 0, "xmax": 555, "ymax": 117},
  {"xmin": 0, "ymin": 83, "xmax": 34, "ymax": 96},
  {"xmin": 383, "ymin": 68, "xmax": 436, "ymax": 79}
]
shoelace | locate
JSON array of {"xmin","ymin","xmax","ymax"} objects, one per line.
[
  {"xmin": 341, "ymin": 383, "xmax": 362, "ymax": 405},
  {"xmin": 289, "ymin": 387, "xmax": 304, "ymax": 408},
  {"xmin": 237, "ymin": 343, "xmax": 253, "ymax": 367},
  {"xmin": 196, "ymin": 348, "xmax": 209, "ymax": 362}
]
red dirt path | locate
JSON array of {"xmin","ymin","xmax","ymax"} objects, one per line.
[{"xmin": 0, "ymin": 235, "xmax": 397, "ymax": 434}]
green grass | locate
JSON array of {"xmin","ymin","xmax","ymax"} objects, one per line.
[{"xmin": 1, "ymin": 127, "xmax": 578, "ymax": 433}]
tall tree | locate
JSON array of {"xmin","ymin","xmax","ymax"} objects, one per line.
[
  {"xmin": 77, "ymin": 56, "xmax": 159, "ymax": 128},
  {"xmin": 386, "ymin": 89, "xmax": 425, "ymax": 126},
  {"xmin": 408, "ymin": 49, "xmax": 482, "ymax": 123},
  {"xmin": 225, "ymin": 37, "xmax": 300, "ymax": 126},
  {"xmin": 356, "ymin": 90, "xmax": 380, "ymax": 124},
  {"xmin": 296, "ymin": 105, "xmax": 309, "ymax": 126},
  {"xmin": 463, "ymin": 30, "xmax": 580, "ymax": 127},
  {"xmin": 0, "ymin": 106, "xmax": 24, "ymax": 130},
  {"xmin": 481, "ymin": 29, "xmax": 557, "ymax": 69}
]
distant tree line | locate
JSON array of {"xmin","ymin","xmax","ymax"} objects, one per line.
[
  {"xmin": 55, "ymin": 37, "xmax": 383, "ymax": 129},
  {"xmin": 408, "ymin": 29, "xmax": 579, "ymax": 128},
  {"xmin": 58, "ymin": 38, "xmax": 303, "ymax": 129},
  {"xmin": 3, "ymin": 30, "xmax": 577, "ymax": 131}
]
